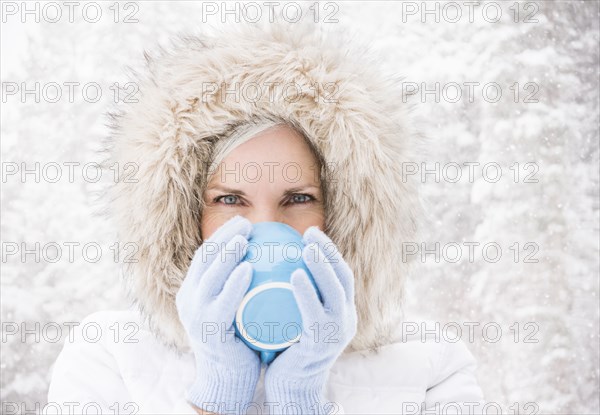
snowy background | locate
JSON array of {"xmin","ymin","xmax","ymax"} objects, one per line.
[{"xmin": 1, "ymin": 1, "xmax": 598, "ymax": 413}]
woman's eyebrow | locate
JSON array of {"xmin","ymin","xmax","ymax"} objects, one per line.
[
  {"xmin": 207, "ymin": 185, "xmax": 246, "ymax": 195},
  {"xmin": 207, "ymin": 184, "xmax": 320, "ymax": 195},
  {"xmin": 283, "ymin": 185, "xmax": 320, "ymax": 194}
]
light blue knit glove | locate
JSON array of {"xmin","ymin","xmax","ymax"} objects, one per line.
[
  {"xmin": 264, "ymin": 226, "xmax": 358, "ymax": 415},
  {"xmin": 176, "ymin": 215, "xmax": 260, "ymax": 414}
]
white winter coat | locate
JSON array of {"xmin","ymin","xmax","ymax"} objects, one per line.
[
  {"xmin": 47, "ymin": 16, "xmax": 486, "ymax": 415},
  {"xmin": 47, "ymin": 309, "xmax": 485, "ymax": 414}
]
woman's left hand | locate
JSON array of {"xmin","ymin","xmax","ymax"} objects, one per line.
[{"xmin": 264, "ymin": 226, "xmax": 358, "ymax": 415}]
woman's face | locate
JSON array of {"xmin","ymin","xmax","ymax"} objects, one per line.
[{"xmin": 201, "ymin": 125, "xmax": 325, "ymax": 239}]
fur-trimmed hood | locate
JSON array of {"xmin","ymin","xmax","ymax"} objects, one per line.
[{"xmin": 105, "ymin": 18, "xmax": 421, "ymax": 354}]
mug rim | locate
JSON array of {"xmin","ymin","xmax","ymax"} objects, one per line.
[{"xmin": 235, "ymin": 281, "xmax": 302, "ymax": 350}]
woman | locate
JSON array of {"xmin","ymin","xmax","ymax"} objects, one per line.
[{"xmin": 48, "ymin": 18, "xmax": 485, "ymax": 414}]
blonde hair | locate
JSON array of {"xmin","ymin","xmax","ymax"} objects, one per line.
[{"xmin": 209, "ymin": 119, "xmax": 284, "ymax": 172}]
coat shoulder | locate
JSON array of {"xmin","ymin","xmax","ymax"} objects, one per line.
[
  {"xmin": 47, "ymin": 309, "xmax": 141, "ymax": 405},
  {"xmin": 332, "ymin": 316, "xmax": 484, "ymax": 396}
]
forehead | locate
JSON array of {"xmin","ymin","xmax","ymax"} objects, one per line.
[
  {"xmin": 225, "ymin": 125, "xmax": 316, "ymax": 163},
  {"xmin": 208, "ymin": 125, "xmax": 321, "ymax": 186}
]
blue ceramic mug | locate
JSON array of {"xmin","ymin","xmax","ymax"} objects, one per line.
[{"xmin": 233, "ymin": 221, "xmax": 321, "ymax": 364}]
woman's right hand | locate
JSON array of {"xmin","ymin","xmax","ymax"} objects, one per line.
[{"xmin": 176, "ymin": 215, "xmax": 260, "ymax": 415}]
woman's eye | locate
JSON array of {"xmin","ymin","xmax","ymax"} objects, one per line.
[
  {"xmin": 289, "ymin": 194, "xmax": 313, "ymax": 204},
  {"xmin": 215, "ymin": 195, "xmax": 239, "ymax": 205},
  {"xmin": 213, "ymin": 194, "xmax": 313, "ymax": 206}
]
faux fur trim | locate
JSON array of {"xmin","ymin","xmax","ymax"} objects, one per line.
[{"xmin": 104, "ymin": 17, "xmax": 422, "ymax": 355}]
